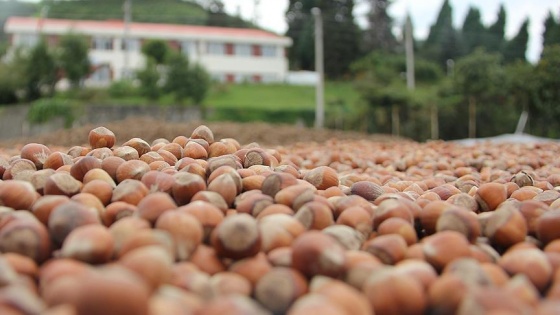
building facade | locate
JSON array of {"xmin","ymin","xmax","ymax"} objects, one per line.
[{"xmin": 4, "ymin": 17, "xmax": 292, "ymax": 86}]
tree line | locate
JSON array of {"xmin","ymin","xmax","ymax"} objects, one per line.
[{"xmin": 286, "ymin": 0, "xmax": 560, "ymax": 140}]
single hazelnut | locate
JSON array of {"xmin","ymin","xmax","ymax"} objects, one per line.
[
  {"xmin": 20, "ymin": 143, "xmax": 51, "ymax": 169},
  {"xmin": 211, "ymin": 213, "xmax": 261, "ymax": 260},
  {"xmin": 88, "ymin": 126, "xmax": 116, "ymax": 149},
  {"xmin": 291, "ymin": 231, "xmax": 346, "ymax": 278},
  {"xmin": 155, "ymin": 211, "xmax": 203, "ymax": 261},
  {"xmin": 254, "ymin": 267, "xmax": 308, "ymax": 314},
  {"xmin": 59, "ymin": 224, "xmax": 114, "ymax": 264}
]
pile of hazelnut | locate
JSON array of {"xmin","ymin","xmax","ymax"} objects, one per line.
[{"xmin": 1, "ymin": 125, "xmax": 560, "ymax": 315}]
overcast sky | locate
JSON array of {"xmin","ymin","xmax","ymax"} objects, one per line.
[{"xmin": 223, "ymin": 0, "xmax": 560, "ymax": 63}]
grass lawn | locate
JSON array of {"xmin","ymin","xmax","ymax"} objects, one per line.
[{"xmin": 204, "ymin": 81, "xmax": 362, "ymax": 112}]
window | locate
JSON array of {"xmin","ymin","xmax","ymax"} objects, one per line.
[
  {"xmin": 235, "ymin": 44, "xmax": 251, "ymax": 56},
  {"xmin": 261, "ymin": 74, "xmax": 277, "ymax": 83},
  {"xmin": 90, "ymin": 65, "xmax": 111, "ymax": 83},
  {"xmin": 180, "ymin": 41, "xmax": 193, "ymax": 56},
  {"xmin": 207, "ymin": 42, "xmax": 225, "ymax": 55},
  {"xmin": 18, "ymin": 33, "xmax": 39, "ymax": 47},
  {"xmin": 92, "ymin": 37, "xmax": 113, "ymax": 50},
  {"xmin": 121, "ymin": 38, "xmax": 140, "ymax": 52},
  {"xmin": 261, "ymin": 45, "xmax": 277, "ymax": 57},
  {"xmin": 211, "ymin": 73, "xmax": 226, "ymax": 83}
]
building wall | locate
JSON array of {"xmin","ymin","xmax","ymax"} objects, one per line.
[{"xmin": 5, "ymin": 18, "xmax": 292, "ymax": 87}]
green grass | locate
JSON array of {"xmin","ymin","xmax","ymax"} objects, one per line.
[{"xmin": 204, "ymin": 81, "xmax": 361, "ymax": 111}]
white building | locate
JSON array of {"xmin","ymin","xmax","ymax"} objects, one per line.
[{"xmin": 3, "ymin": 16, "xmax": 292, "ymax": 86}]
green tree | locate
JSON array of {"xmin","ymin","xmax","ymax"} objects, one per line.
[
  {"xmin": 363, "ymin": 0, "xmax": 398, "ymax": 52},
  {"xmin": 142, "ymin": 39, "xmax": 170, "ymax": 65},
  {"xmin": 164, "ymin": 52, "xmax": 191, "ymax": 103},
  {"xmin": 24, "ymin": 40, "xmax": 57, "ymax": 100},
  {"xmin": 352, "ymin": 51, "xmax": 408, "ymax": 134},
  {"xmin": 163, "ymin": 52, "xmax": 210, "ymax": 105},
  {"xmin": 136, "ymin": 58, "xmax": 161, "ymax": 100},
  {"xmin": 285, "ymin": 0, "xmax": 361, "ymax": 78},
  {"xmin": 505, "ymin": 61, "xmax": 538, "ymax": 134},
  {"xmin": 59, "ymin": 33, "xmax": 90, "ymax": 89},
  {"xmin": 503, "ymin": 18, "xmax": 529, "ymax": 63},
  {"xmin": 534, "ymin": 45, "xmax": 560, "ymax": 137},
  {"xmin": 543, "ymin": 11, "xmax": 560, "ymax": 48},
  {"xmin": 0, "ymin": 62, "xmax": 19, "ymax": 104},
  {"xmin": 454, "ymin": 48, "xmax": 506, "ymax": 138},
  {"xmin": 421, "ymin": 0, "xmax": 461, "ymax": 69},
  {"xmin": 461, "ymin": 7, "xmax": 486, "ymax": 55},
  {"xmin": 186, "ymin": 63, "xmax": 210, "ymax": 105},
  {"xmin": 485, "ymin": 5, "xmax": 506, "ymax": 54}
]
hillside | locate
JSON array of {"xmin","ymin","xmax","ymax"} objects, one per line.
[{"xmin": 0, "ymin": 0, "xmax": 258, "ymax": 44}]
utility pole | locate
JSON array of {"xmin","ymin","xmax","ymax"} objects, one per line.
[
  {"xmin": 253, "ymin": 0, "xmax": 260, "ymax": 25},
  {"xmin": 312, "ymin": 7, "xmax": 324, "ymax": 129},
  {"xmin": 404, "ymin": 13, "xmax": 415, "ymax": 90},
  {"xmin": 38, "ymin": 5, "xmax": 49, "ymax": 35},
  {"xmin": 123, "ymin": 0, "xmax": 131, "ymax": 79}
]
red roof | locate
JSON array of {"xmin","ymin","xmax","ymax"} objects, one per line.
[{"xmin": 5, "ymin": 16, "xmax": 284, "ymax": 39}]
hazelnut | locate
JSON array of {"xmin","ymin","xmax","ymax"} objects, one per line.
[
  {"xmin": 140, "ymin": 170, "xmax": 174, "ymax": 193},
  {"xmin": 119, "ymin": 245, "xmax": 174, "ymax": 292},
  {"xmin": 111, "ymin": 179, "xmax": 149, "ymax": 205},
  {"xmin": 191, "ymin": 125, "xmax": 214, "ymax": 144},
  {"xmin": 294, "ymin": 200, "xmax": 334, "ymax": 230},
  {"xmin": 20, "ymin": 143, "xmax": 51, "ymax": 169},
  {"xmin": 88, "ymin": 126, "xmax": 116, "ymax": 149},
  {"xmin": 183, "ymin": 141, "xmax": 209, "ymax": 159},
  {"xmin": 0, "ymin": 214, "xmax": 51, "ymax": 263},
  {"xmin": 189, "ymin": 244, "xmax": 226, "ymax": 275},
  {"xmin": 113, "ymin": 145, "xmax": 140, "ymax": 161},
  {"xmin": 291, "ymin": 231, "xmax": 346, "ymax": 278},
  {"xmin": 228, "ymin": 252, "xmax": 272, "ymax": 288},
  {"xmin": 498, "ymin": 247, "xmax": 553, "ymax": 292},
  {"xmin": 31, "ymin": 195, "xmax": 70, "ymax": 226},
  {"xmin": 115, "ymin": 159, "xmax": 150, "ymax": 182},
  {"xmin": 362, "ymin": 234, "xmax": 408, "ymax": 265},
  {"xmin": 122, "ymin": 138, "xmax": 151, "ymax": 157},
  {"xmin": 155, "ymin": 211, "xmax": 203, "ymax": 261},
  {"xmin": 209, "ymin": 272, "xmax": 252, "ymax": 297},
  {"xmin": 43, "ymin": 152, "xmax": 73, "ymax": 170},
  {"xmin": 363, "ymin": 267, "xmax": 427, "ymax": 315},
  {"xmin": 310, "ymin": 276, "xmax": 373, "ymax": 315},
  {"xmin": 259, "ymin": 214, "xmax": 305, "ymax": 254},
  {"xmin": 484, "ymin": 205, "xmax": 528, "ymax": 249},
  {"xmin": 436, "ymin": 207, "xmax": 481, "ymax": 243},
  {"xmin": 100, "ymin": 156, "xmax": 125, "ymax": 182},
  {"xmin": 81, "ymin": 179, "xmax": 113, "ymax": 206},
  {"xmin": 43, "ymin": 266, "xmax": 151, "ymax": 315},
  {"xmin": 422, "ymin": 230, "xmax": 471, "ymax": 271},
  {"xmin": 171, "ymin": 172, "xmax": 206, "ymax": 206},
  {"xmin": 48, "ymin": 200, "xmax": 101, "ymax": 246},
  {"xmin": 69, "ymin": 156, "xmax": 101, "ymax": 182},
  {"xmin": 136, "ymin": 192, "xmax": 178, "ymax": 225},
  {"xmin": 303, "ymin": 166, "xmax": 339, "ymax": 190},
  {"xmin": 287, "ymin": 294, "xmax": 347, "ymax": 315},
  {"xmin": 255, "ymin": 267, "xmax": 308, "ymax": 314},
  {"xmin": 211, "ymin": 213, "xmax": 261, "ymax": 260},
  {"xmin": 475, "ymin": 182, "xmax": 507, "ymax": 211},
  {"xmin": 184, "ymin": 192, "xmax": 226, "ymax": 214},
  {"xmin": 0, "ymin": 180, "xmax": 39, "ymax": 210},
  {"xmin": 178, "ymin": 201, "xmax": 224, "ymax": 241},
  {"xmin": 261, "ymin": 172, "xmax": 299, "ymax": 197},
  {"xmin": 59, "ymin": 224, "xmax": 114, "ymax": 264},
  {"xmin": 377, "ymin": 217, "xmax": 418, "ymax": 246},
  {"xmin": 322, "ymin": 225, "xmax": 364, "ymax": 251},
  {"xmin": 44, "ymin": 172, "xmax": 82, "ymax": 197}
]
